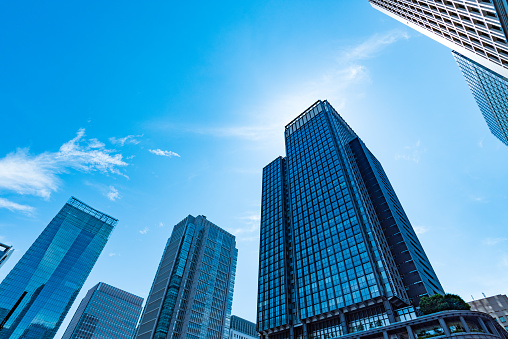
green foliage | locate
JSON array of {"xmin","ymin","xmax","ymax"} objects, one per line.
[{"xmin": 419, "ymin": 294, "xmax": 471, "ymax": 315}]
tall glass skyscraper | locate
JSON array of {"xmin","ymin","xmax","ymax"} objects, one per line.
[
  {"xmin": 369, "ymin": 0, "xmax": 508, "ymax": 146},
  {"xmin": 135, "ymin": 215, "xmax": 238, "ymax": 339},
  {"xmin": 0, "ymin": 197, "xmax": 117, "ymax": 339},
  {"xmin": 257, "ymin": 100, "xmax": 444, "ymax": 339},
  {"xmin": 453, "ymin": 51, "xmax": 508, "ymax": 146},
  {"xmin": 62, "ymin": 282, "xmax": 143, "ymax": 339}
]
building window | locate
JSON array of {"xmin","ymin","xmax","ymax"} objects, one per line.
[{"xmin": 499, "ymin": 316, "xmax": 506, "ymax": 323}]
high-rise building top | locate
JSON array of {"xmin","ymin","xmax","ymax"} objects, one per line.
[
  {"xmin": 136, "ymin": 215, "xmax": 238, "ymax": 339},
  {"xmin": 0, "ymin": 243, "xmax": 13, "ymax": 270},
  {"xmin": 469, "ymin": 294, "xmax": 508, "ymax": 331},
  {"xmin": 369, "ymin": 0, "xmax": 508, "ymax": 78},
  {"xmin": 230, "ymin": 315, "xmax": 257, "ymax": 339},
  {"xmin": 453, "ymin": 51, "xmax": 508, "ymax": 146},
  {"xmin": 257, "ymin": 100, "xmax": 443, "ymax": 338},
  {"xmin": 0, "ymin": 197, "xmax": 117, "ymax": 339},
  {"xmin": 62, "ymin": 282, "xmax": 143, "ymax": 339}
]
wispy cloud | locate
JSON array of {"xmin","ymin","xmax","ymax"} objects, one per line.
[
  {"xmin": 482, "ymin": 237, "xmax": 507, "ymax": 246},
  {"xmin": 230, "ymin": 214, "xmax": 261, "ymax": 242},
  {"xmin": 139, "ymin": 227, "xmax": 149, "ymax": 235},
  {"xmin": 166, "ymin": 30, "xmax": 410, "ymax": 143},
  {"xmin": 159, "ymin": 222, "xmax": 164, "ymax": 227},
  {"xmin": 414, "ymin": 225, "xmax": 429, "ymax": 235},
  {"xmin": 395, "ymin": 140, "xmax": 424, "ymax": 163},
  {"xmin": 469, "ymin": 195, "xmax": 488, "ymax": 203},
  {"xmin": 0, "ymin": 129, "xmax": 128, "ymax": 203},
  {"xmin": 109, "ymin": 134, "xmax": 143, "ymax": 146},
  {"xmin": 0, "ymin": 197, "xmax": 34, "ymax": 214},
  {"xmin": 106, "ymin": 186, "xmax": 120, "ymax": 201},
  {"xmin": 109, "ymin": 252, "xmax": 119, "ymax": 257},
  {"xmin": 149, "ymin": 149, "xmax": 181, "ymax": 158},
  {"xmin": 340, "ymin": 30, "xmax": 410, "ymax": 62}
]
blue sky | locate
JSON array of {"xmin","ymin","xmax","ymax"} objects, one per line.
[{"xmin": 1, "ymin": 1, "xmax": 507, "ymax": 337}]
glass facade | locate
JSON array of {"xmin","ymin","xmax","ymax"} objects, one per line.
[
  {"xmin": 136, "ymin": 215, "xmax": 237, "ymax": 339},
  {"xmin": 257, "ymin": 100, "xmax": 443, "ymax": 338},
  {"xmin": 0, "ymin": 243, "xmax": 13, "ymax": 270},
  {"xmin": 0, "ymin": 197, "xmax": 117, "ymax": 339},
  {"xmin": 62, "ymin": 282, "xmax": 143, "ymax": 339},
  {"xmin": 454, "ymin": 51, "xmax": 508, "ymax": 146}
]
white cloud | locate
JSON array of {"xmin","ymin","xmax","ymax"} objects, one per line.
[
  {"xmin": 106, "ymin": 186, "xmax": 120, "ymax": 201},
  {"xmin": 149, "ymin": 149, "xmax": 181, "ymax": 158},
  {"xmin": 413, "ymin": 225, "xmax": 429, "ymax": 235},
  {"xmin": 159, "ymin": 222, "xmax": 164, "ymax": 227},
  {"xmin": 482, "ymin": 237, "xmax": 507, "ymax": 246},
  {"xmin": 109, "ymin": 134, "xmax": 143, "ymax": 146},
  {"xmin": 395, "ymin": 140, "xmax": 424, "ymax": 164},
  {"xmin": 109, "ymin": 252, "xmax": 119, "ymax": 257},
  {"xmin": 340, "ymin": 30, "xmax": 410, "ymax": 62},
  {"xmin": 0, "ymin": 129, "xmax": 128, "ymax": 201},
  {"xmin": 139, "ymin": 227, "xmax": 149, "ymax": 235},
  {"xmin": 230, "ymin": 214, "xmax": 261, "ymax": 241},
  {"xmin": 0, "ymin": 197, "xmax": 34, "ymax": 214}
]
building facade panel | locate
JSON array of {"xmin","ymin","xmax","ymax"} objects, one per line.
[
  {"xmin": 257, "ymin": 100, "xmax": 444, "ymax": 339},
  {"xmin": 0, "ymin": 197, "xmax": 117, "ymax": 339},
  {"xmin": 136, "ymin": 215, "xmax": 237, "ymax": 339},
  {"xmin": 453, "ymin": 51, "xmax": 508, "ymax": 145}
]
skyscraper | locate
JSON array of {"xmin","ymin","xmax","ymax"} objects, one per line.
[
  {"xmin": 0, "ymin": 243, "xmax": 13, "ymax": 270},
  {"xmin": 257, "ymin": 100, "xmax": 444, "ymax": 339},
  {"xmin": 453, "ymin": 51, "xmax": 508, "ymax": 146},
  {"xmin": 369, "ymin": 0, "xmax": 508, "ymax": 146},
  {"xmin": 135, "ymin": 215, "xmax": 238, "ymax": 339},
  {"xmin": 62, "ymin": 282, "xmax": 143, "ymax": 339},
  {"xmin": 0, "ymin": 197, "xmax": 117, "ymax": 339}
]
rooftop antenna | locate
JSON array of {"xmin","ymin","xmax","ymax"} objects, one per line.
[
  {"xmin": 482, "ymin": 293, "xmax": 487, "ymax": 298},
  {"xmin": 471, "ymin": 295, "xmax": 474, "ymax": 300}
]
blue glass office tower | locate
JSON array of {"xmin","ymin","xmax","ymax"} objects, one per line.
[
  {"xmin": 0, "ymin": 197, "xmax": 117, "ymax": 339},
  {"xmin": 136, "ymin": 215, "xmax": 237, "ymax": 339},
  {"xmin": 257, "ymin": 101, "xmax": 444, "ymax": 339},
  {"xmin": 62, "ymin": 282, "xmax": 143, "ymax": 339},
  {"xmin": 453, "ymin": 51, "xmax": 508, "ymax": 146}
]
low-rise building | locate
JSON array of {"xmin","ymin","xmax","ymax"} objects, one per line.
[
  {"xmin": 469, "ymin": 295, "xmax": 508, "ymax": 332},
  {"xmin": 230, "ymin": 315, "xmax": 257, "ymax": 339}
]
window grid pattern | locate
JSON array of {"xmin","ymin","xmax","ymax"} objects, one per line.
[
  {"xmin": 257, "ymin": 158, "xmax": 287, "ymax": 331},
  {"xmin": 136, "ymin": 216, "xmax": 237, "ymax": 339},
  {"xmin": 454, "ymin": 50, "xmax": 508, "ymax": 145},
  {"xmin": 0, "ymin": 198, "xmax": 116, "ymax": 339},
  {"xmin": 370, "ymin": 0, "xmax": 508, "ymax": 68},
  {"xmin": 62, "ymin": 282, "xmax": 143, "ymax": 339},
  {"xmin": 287, "ymin": 111, "xmax": 383, "ymax": 320}
]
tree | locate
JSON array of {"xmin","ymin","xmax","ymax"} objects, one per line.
[{"xmin": 419, "ymin": 294, "xmax": 471, "ymax": 315}]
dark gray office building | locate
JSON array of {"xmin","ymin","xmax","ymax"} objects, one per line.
[
  {"xmin": 0, "ymin": 197, "xmax": 117, "ymax": 339},
  {"xmin": 136, "ymin": 215, "xmax": 238, "ymax": 339},
  {"xmin": 0, "ymin": 243, "xmax": 13, "ymax": 270},
  {"xmin": 62, "ymin": 282, "xmax": 143, "ymax": 339},
  {"xmin": 257, "ymin": 100, "xmax": 444, "ymax": 339}
]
